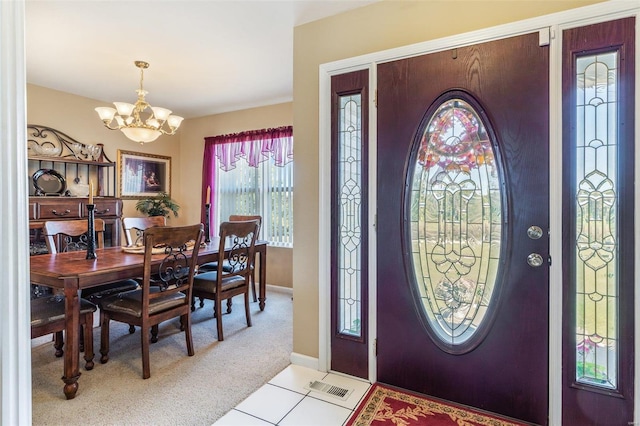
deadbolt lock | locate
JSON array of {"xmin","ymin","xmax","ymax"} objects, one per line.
[{"xmin": 527, "ymin": 226, "xmax": 544, "ymax": 240}]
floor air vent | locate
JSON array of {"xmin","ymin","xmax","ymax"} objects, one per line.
[{"xmin": 306, "ymin": 381, "xmax": 353, "ymax": 400}]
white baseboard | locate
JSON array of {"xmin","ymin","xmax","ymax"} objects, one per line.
[
  {"xmin": 267, "ymin": 284, "xmax": 293, "ymax": 296},
  {"xmin": 290, "ymin": 352, "xmax": 321, "ymax": 371}
]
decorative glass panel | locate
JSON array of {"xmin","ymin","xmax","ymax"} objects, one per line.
[
  {"xmin": 337, "ymin": 94, "xmax": 363, "ymax": 337},
  {"xmin": 574, "ymin": 51, "xmax": 618, "ymax": 389},
  {"xmin": 409, "ymin": 97, "xmax": 502, "ymax": 349}
]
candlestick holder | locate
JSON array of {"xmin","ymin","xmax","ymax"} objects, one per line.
[
  {"xmin": 86, "ymin": 204, "xmax": 97, "ymax": 259},
  {"xmin": 204, "ymin": 203, "xmax": 211, "ymax": 243}
]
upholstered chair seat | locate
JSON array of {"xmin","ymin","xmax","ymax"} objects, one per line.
[
  {"xmin": 193, "ymin": 272, "xmax": 245, "ymax": 294},
  {"xmin": 198, "ymin": 262, "xmax": 233, "ymax": 273},
  {"xmin": 30, "ymin": 295, "xmax": 97, "ymax": 369},
  {"xmin": 81, "ymin": 280, "xmax": 141, "ymax": 305},
  {"xmin": 101, "ymin": 288, "xmax": 186, "ymax": 318},
  {"xmin": 31, "ymin": 296, "xmax": 97, "ymax": 327}
]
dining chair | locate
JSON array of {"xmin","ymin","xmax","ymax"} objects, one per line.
[
  {"xmin": 122, "ymin": 216, "xmax": 168, "ymax": 336},
  {"xmin": 43, "ymin": 218, "xmax": 106, "ymax": 254},
  {"xmin": 43, "ymin": 219, "xmax": 140, "ymax": 339},
  {"xmin": 191, "ymin": 220, "xmax": 259, "ymax": 341},
  {"xmin": 122, "ymin": 216, "xmax": 167, "ymax": 246},
  {"xmin": 37, "ymin": 220, "xmax": 108, "ymax": 364},
  {"xmin": 99, "ymin": 224, "xmax": 203, "ymax": 379},
  {"xmin": 198, "ymin": 214, "xmax": 262, "ymax": 302},
  {"xmin": 31, "ymin": 294, "xmax": 97, "ymax": 370}
]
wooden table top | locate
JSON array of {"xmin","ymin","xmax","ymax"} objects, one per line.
[{"xmin": 30, "ymin": 240, "xmax": 267, "ymax": 290}]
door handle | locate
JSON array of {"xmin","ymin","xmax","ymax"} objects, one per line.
[{"xmin": 527, "ymin": 253, "xmax": 544, "ymax": 267}]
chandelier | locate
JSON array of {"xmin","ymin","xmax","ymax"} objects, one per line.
[{"xmin": 95, "ymin": 61, "xmax": 184, "ymax": 144}]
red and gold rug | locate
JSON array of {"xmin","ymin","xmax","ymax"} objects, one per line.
[{"xmin": 346, "ymin": 383, "xmax": 528, "ymax": 426}]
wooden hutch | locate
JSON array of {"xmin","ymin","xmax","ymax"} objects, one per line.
[{"xmin": 27, "ymin": 125, "xmax": 123, "ymax": 256}]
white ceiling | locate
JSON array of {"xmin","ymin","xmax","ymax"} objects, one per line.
[{"xmin": 25, "ymin": 0, "xmax": 378, "ymax": 119}]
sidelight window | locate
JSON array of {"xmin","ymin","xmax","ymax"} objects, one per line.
[
  {"xmin": 574, "ymin": 51, "xmax": 619, "ymax": 389},
  {"xmin": 336, "ymin": 93, "xmax": 364, "ymax": 337}
]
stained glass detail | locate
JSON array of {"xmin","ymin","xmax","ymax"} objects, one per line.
[
  {"xmin": 574, "ymin": 52, "xmax": 618, "ymax": 389},
  {"xmin": 337, "ymin": 94, "xmax": 362, "ymax": 337},
  {"xmin": 409, "ymin": 97, "xmax": 502, "ymax": 349}
]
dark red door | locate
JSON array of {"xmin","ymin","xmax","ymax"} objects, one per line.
[{"xmin": 376, "ymin": 33, "xmax": 549, "ymax": 424}]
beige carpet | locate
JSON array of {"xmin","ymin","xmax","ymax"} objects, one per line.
[{"xmin": 32, "ymin": 286, "xmax": 293, "ymax": 426}]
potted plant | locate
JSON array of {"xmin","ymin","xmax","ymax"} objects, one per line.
[{"xmin": 135, "ymin": 192, "xmax": 180, "ymax": 218}]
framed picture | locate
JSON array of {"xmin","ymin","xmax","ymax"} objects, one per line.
[{"xmin": 117, "ymin": 150, "xmax": 171, "ymax": 199}]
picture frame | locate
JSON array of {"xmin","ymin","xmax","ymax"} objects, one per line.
[{"xmin": 117, "ymin": 150, "xmax": 171, "ymax": 199}]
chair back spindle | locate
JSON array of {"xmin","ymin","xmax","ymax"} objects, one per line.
[
  {"xmin": 43, "ymin": 219, "xmax": 105, "ymax": 253},
  {"xmin": 220, "ymin": 221, "xmax": 259, "ymax": 276},
  {"xmin": 227, "ymin": 215, "xmax": 262, "ymax": 302},
  {"xmin": 228, "ymin": 215, "xmax": 262, "ymax": 239},
  {"xmin": 122, "ymin": 216, "xmax": 167, "ymax": 246},
  {"xmin": 143, "ymin": 226, "xmax": 201, "ymax": 301}
]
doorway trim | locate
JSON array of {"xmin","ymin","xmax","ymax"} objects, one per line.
[
  {"xmin": 1, "ymin": 0, "xmax": 32, "ymax": 424},
  {"xmin": 318, "ymin": 2, "xmax": 639, "ymax": 425}
]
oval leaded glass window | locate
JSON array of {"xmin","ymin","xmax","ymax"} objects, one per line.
[{"xmin": 408, "ymin": 93, "xmax": 504, "ymax": 353}]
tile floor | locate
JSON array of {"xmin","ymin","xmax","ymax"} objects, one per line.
[{"xmin": 213, "ymin": 364, "xmax": 371, "ymax": 425}]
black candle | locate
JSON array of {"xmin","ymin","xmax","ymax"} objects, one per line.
[
  {"xmin": 86, "ymin": 203, "xmax": 97, "ymax": 259},
  {"xmin": 204, "ymin": 203, "xmax": 211, "ymax": 243}
]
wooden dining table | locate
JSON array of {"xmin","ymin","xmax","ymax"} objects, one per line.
[{"xmin": 29, "ymin": 239, "xmax": 267, "ymax": 399}]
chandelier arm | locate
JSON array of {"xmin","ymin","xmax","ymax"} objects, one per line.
[{"xmin": 102, "ymin": 121, "xmax": 123, "ymax": 131}]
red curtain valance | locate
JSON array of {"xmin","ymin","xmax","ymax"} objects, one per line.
[{"xmin": 204, "ymin": 126, "xmax": 293, "ymax": 171}]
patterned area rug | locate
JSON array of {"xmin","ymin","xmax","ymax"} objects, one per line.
[{"xmin": 347, "ymin": 383, "xmax": 528, "ymax": 426}]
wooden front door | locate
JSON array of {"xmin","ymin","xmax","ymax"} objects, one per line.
[{"xmin": 376, "ymin": 32, "xmax": 549, "ymax": 424}]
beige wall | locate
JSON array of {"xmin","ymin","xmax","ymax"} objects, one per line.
[
  {"xmin": 292, "ymin": 0, "xmax": 604, "ymax": 358},
  {"xmin": 27, "ymin": 85, "xmax": 293, "ymax": 287}
]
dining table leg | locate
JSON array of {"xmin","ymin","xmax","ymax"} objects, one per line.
[
  {"xmin": 62, "ymin": 278, "xmax": 81, "ymax": 399},
  {"xmin": 258, "ymin": 245, "xmax": 267, "ymax": 311}
]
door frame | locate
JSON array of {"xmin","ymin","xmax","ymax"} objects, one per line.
[{"xmin": 318, "ymin": 2, "xmax": 639, "ymax": 425}]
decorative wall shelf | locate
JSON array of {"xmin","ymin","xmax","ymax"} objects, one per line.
[{"xmin": 27, "ymin": 124, "xmax": 116, "ymax": 197}]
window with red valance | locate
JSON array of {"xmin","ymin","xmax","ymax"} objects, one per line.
[{"xmin": 201, "ymin": 126, "xmax": 293, "ymax": 246}]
